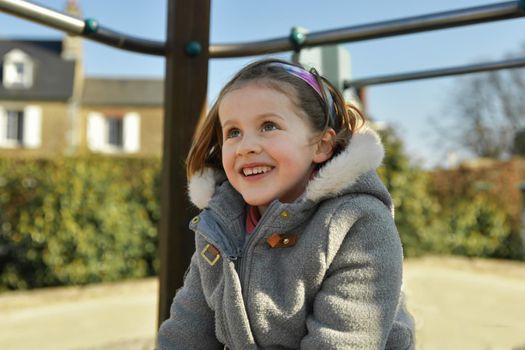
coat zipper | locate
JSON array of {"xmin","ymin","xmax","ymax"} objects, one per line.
[
  {"xmin": 238, "ymin": 203, "xmax": 278, "ymax": 301},
  {"xmin": 197, "ymin": 205, "xmax": 278, "ymax": 348}
]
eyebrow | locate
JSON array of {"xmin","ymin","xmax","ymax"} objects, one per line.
[{"xmin": 220, "ymin": 113, "xmax": 285, "ymax": 129}]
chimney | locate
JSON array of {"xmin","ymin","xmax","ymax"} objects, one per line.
[{"xmin": 61, "ymin": 0, "xmax": 83, "ymax": 61}]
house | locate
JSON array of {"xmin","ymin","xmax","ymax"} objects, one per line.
[
  {"xmin": 0, "ymin": 39, "xmax": 76, "ymax": 156},
  {"xmin": 80, "ymin": 78, "xmax": 164, "ymax": 156},
  {"xmin": 0, "ymin": 0, "xmax": 164, "ymax": 158}
]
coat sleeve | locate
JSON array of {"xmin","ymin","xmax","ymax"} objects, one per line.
[
  {"xmin": 300, "ymin": 205, "xmax": 405, "ymax": 349},
  {"xmin": 156, "ymin": 250, "xmax": 222, "ymax": 350}
]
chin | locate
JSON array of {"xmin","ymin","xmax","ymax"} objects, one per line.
[{"xmin": 242, "ymin": 195, "xmax": 272, "ymax": 208}]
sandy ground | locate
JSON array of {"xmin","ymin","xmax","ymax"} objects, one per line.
[
  {"xmin": 0, "ymin": 256, "xmax": 524, "ymax": 350},
  {"xmin": 404, "ymin": 257, "xmax": 525, "ymax": 350}
]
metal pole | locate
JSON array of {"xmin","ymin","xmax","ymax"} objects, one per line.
[
  {"xmin": 519, "ymin": 183, "xmax": 525, "ymax": 258},
  {"xmin": 0, "ymin": 0, "xmax": 165, "ymax": 55},
  {"xmin": 356, "ymin": 87, "xmax": 368, "ymax": 113},
  {"xmin": 345, "ymin": 56, "xmax": 525, "ymax": 88},
  {"xmin": 210, "ymin": 1, "xmax": 525, "ymax": 58},
  {"xmin": 0, "ymin": 0, "xmax": 84, "ymax": 34},
  {"xmin": 158, "ymin": 0, "xmax": 210, "ymax": 326},
  {"xmin": 1, "ymin": 0, "xmax": 525, "ymax": 57},
  {"xmin": 85, "ymin": 25, "xmax": 166, "ymax": 56}
]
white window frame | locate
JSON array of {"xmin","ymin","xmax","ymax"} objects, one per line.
[
  {"xmin": 0, "ymin": 105, "xmax": 42, "ymax": 149},
  {"xmin": 2, "ymin": 49, "xmax": 34, "ymax": 89},
  {"xmin": 87, "ymin": 112, "xmax": 140, "ymax": 154}
]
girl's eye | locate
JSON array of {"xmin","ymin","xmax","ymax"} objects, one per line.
[
  {"xmin": 261, "ymin": 121, "xmax": 278, "ymax": 132},
  {"xmin": 226, "ymin": 128, "xmax": 241, "ymax": 139}
]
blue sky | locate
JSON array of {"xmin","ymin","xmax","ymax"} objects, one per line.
[{"xmin": 2, "ymin": 0, "xmax": 525, "ymax": 167}]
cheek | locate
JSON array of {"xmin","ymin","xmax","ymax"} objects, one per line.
[
  {"xmin": 270, "ymin": 139, "xmax": 314, "ymax": 165},
  {"xmin": 221, "ymin": 147, "xmax": 236, "ymax": 175}
]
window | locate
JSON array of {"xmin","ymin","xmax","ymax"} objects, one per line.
[
  {"xmin": 87, "ymin": 112, "xmax": 140, "ymax": 154},
  {"xmin": 0, "ymin": 106, "xmax": 42, "ymax": 148},
  {"xmin": 107, "ymin": 117, "xmax": 124, "ymax": 147},
  {"xmin": 2, "ymin": 49, "xmax": 34, "ymax": 89},
  {"xmin": 12, "ymin": 62, "xmax": 25, "ymax": 83},
  {"xmin": 6, "ymin": 110, "xmax": 24, "ymax": 144}
]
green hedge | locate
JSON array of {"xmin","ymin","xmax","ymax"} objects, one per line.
[
  {"xmin": 1, "ymin": 135, "xmax": 523, "ymax": 291},
  {"xmin": 378, "ymin": 129, "xmax": 444, "ymax": 257},
  {"xmin": 0, "ymin": 156, "xmax": 160, "ymax": 291},
  {"xmin": 378, "ymin": 127, "xmax": 523, "ymax": 260}
]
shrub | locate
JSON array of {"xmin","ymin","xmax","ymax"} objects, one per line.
[
  {"xmin": 430, "ymin": 194, "xmax": 515, "ymax": 257},
  {"xmin": 378, "ymin": 127, "xmax": 445, "ymax": 257},
  {"xmin": 377, "ymin": 127, "xmax": 522, "ymax": 260},
  {"xmin": 0, "ymin": 156, "xmax": 160, "ymax": 291},
  {"xmin": 1, "ymin": 132, "xmax": 523, "ymax": 291}
]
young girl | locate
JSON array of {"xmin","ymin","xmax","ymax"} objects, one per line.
[{"xmin": 157, "ymin": 59, "xmax": 415, "ymax": 349}]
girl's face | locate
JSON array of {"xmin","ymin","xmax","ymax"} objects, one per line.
[{"xmin": 219, "ymin": 83, "xmax": 332, "ymax": 214}]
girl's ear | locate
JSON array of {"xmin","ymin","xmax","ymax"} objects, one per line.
[{"xmin": 313, "ymin": 128, "xmax": 336, "ymax": 164}]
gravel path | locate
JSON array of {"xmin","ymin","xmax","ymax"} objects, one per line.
[
  {"xmin": 0, "ymin": 256, "xmax": 524, "ymax": 350},
  {"xmin": 404, "ymin": 256, "xmax": 525, "ymax": 350},
  {"xmin": 0, "ymin": 279, "xmax": 157, "ymax": 350}
]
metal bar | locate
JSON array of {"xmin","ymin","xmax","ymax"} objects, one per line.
[
  {"xmin": 210, "ymin": 1, "xmax": 525, "ymax": 58},
  {"xmin": 157, "ymin": 0, "xmax": 210, "ymax": 326},
  {"xmin": 86, "ymin": 26, "xmax": 166, "ymax": 56},
  {"xmin": 0, "ymin": 0, "xmax": 84, "ymax": 34},
  {"xmin": 0, "ymin": 0, "xmax": 165, "ymax": 55},
  {"xmin": 2, "ymin": 0, "xmax": 525, "ymax": 57},
  {"xmin": 345, "ymin": 57, "xmax": 525, "ymax": 88}
]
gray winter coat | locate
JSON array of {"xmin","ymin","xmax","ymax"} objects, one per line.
[{"xmin": 157, "ymin": 127, "xmax": 415, "ymax": 349}]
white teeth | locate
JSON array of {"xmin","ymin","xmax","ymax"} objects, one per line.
[{"xmin": 242, "ymin": 166, "xmax": 271, "ymax": 176}]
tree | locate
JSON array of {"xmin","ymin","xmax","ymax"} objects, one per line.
[
  {"xmin": 377, "ymin": 126, "xmax": 521, "ymax": 260},
  {"xmin": 377, "ymin": 126, "xmax": 444, "ymax": 257},
  {"xmin": 443, "ymin": 47, "xmax": 525, "ymax": 159}
]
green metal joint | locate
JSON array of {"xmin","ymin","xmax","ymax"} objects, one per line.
[
  {"xmin": 83, "ymin": 18, "xmax": 99, "ymax": 35},
  {"xmin": 519, "ymin": 0, "xmax": 525, "ymax": 12},
  {"xmin": 289, "ymin": 26, "xmax": 308, "ymax": 52},
  {"xmin": 185, "ymin": 41, "xmax": 202, "ymax": 57}
]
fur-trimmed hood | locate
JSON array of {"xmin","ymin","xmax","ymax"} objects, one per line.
[{"xmin": 188, "ymin": 126, "xmax": 387, "ymax": 210}]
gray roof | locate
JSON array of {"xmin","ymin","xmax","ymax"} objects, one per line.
[
  {"xmin": 0, "ymin": 39, "xmax": 75, "ymax": 101},
  {"xmin": 82, "ymin": 78, "xmax": 164, "ymax": 106}
]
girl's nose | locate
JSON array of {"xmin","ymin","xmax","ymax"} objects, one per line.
[{"xmin": 236, "ymin": 134, "xmax": 262, "ymax": 156}]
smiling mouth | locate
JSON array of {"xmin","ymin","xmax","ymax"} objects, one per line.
[{"xmin": 242, "ymin": 166, "xmax": 273, "ymax": 177}]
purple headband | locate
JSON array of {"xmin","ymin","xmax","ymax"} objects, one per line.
[{"xmin": 269, "ymin": 62, "xmax": 337, "ymax": 128}]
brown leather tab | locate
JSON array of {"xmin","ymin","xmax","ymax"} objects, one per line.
[
  {"xmin": 201, "ymin": 243, "xmax": 221, "ymax": 266},
  {"xmin": 266, "ymin": 233, "xmax": 298, "ymax": 248},
  {"xmin": 267, "ymin": 234, "xmax": 282, "ymax": 248}
]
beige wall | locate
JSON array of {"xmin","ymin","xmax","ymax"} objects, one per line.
[
  {"xmin": 0, "ymin": 100, "xmax": 70, "ymax": 158},
  {"xmin": 138, "ymin": 106, "xmax": 164, "ymax": 156}
]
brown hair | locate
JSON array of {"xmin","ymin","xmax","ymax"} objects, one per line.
[{"xmin": 186, "ymin": 58, "xmax": 366, "ymax": 180}]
